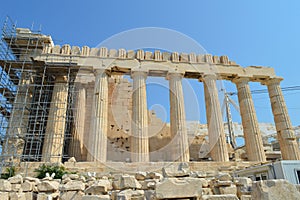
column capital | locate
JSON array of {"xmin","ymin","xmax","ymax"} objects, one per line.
[
  {"xmin": 166, "ymin": 72, "xmax": 184, "ymax": 80},
  {"xmin": 261, "ymin": 77, "xmax": 283, "ymax": 86},
  {"xmin": 131, "ymin": 70, "xmax": 148, "ymax": 79},
  {"xmin": 199, "ymin": 73, "xmax": 218, "ymax": 82},
  {"xmin": 93, "ymin": 68, "xmax": 110, "ymax": 77},
  {"xmin": 55, "ymin": 75, "xmax": 68, "ymax": 83},
  {"xmin": 232, "ymin": 77, "xmax": 250, "ymax": 84}
]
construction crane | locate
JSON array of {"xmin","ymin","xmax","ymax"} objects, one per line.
[
  {"xmin": 219, "ymin": 82, "xmax": 240, "ymax": 149},
  {"xmin": 224, "ymin": 92, "xmax": 237, "ymax": 148}
]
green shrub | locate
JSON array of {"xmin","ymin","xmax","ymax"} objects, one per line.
[
  {"xmin": 1, "ymin": 166, "xmax": 15, "ymax": 179},
  {"xmin": 34, "ymin": 164, "xmax": 68, "ymax": 179}
]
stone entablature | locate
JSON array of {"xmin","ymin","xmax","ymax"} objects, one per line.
[{"xmin": 37, "ymin": 44, "xmax": 277, "ymax": 82}]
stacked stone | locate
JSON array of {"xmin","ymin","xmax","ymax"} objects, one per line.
[
  {"xmin": 233, "ymin": 177, "xmax": 252, "ymax": 199},
  {"xmin": 1, "ymin": 166, "xmax": 300, "ymax": 199},
  {"xmin": 37, "ymin": 175, "xmax": 60, "ymax": 200},
  {"xmin": 60, "ymin": 173, "xmax": 85, "ymax": 200},
  {"xmin": 0, "ymin": 174, "xmax": 40, "ymax": 200},
  {"xmin": 83, "ymin": 175, "xmax": 112, "ymax": 200}
]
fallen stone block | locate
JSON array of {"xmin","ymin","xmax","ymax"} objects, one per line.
[
  {"xmin": 69, "ymin": 174, "xmax": 80, "ymax": 180},
  {"xmin": 144, "ymin": 190, "xmax": 156, "ymax": 200},
  {"xmin": 60, "ymin": 191, "xmax": 84, "ymax": 200},
  {"xmin": 85, "ymin": 179, "xmax": 112, "ymax": 195},
  {"xmin": 112, "ymin": 179, "xmax": 121, "ymax": 190},
  {"xmin": 202, "ymin": 188, "xmax": 213, "ymax": 195},
  {"xmin": 219, "ymin": 185, "xmax": 237, "ymax": 195},
  {"xmin": 117, "ymin": 189, "xmax": 144, "ymax": 200},
  {"xmin": 201, "ymin": 194, "xmax": 239, "ymax": 200},
  {"xmin": 135, "ymin": 171, "xmax": 147, "ymax": 181},
  {"xmin": 24, "ymin": 177, "xmax": 41, "ymax": 185},
  {"xmin": 206, "ymin": 171, "xmax": 219, "ymax": 178},
  {"xmin": 11, "ymin": 184, "xmax": 21, "ymax": 192},
  {"xmin": 82, "ymin": 195, "xmax": 110, "ymax": 200},
  {"xmin": 37, "ymin": 181, "xmax": 59, "ymax": 192},
  {"xmin": 24, "ymin": 192, "xmax": 37, "ymax": 200},
  {"xmin": 9, "ymin": 192, "xmax": 26, "ymax": 200},
  {"xmin": 37, "ymin": 193, "xmax": 48, "ymax": 200},
  {"xmin": 240, "ymin": 195, "xmax": 251, "ymax": 200},
  {"xmin": 236, "ymin": 186, "xmax": 251, "ymax": 198},
  {"xmin": 212, "ymin": 187, "xmax": 220, "ymax": 195},
  {"xmin": 146, "ymin": 172, "xmax": 163, "ymax": 180},
  {"xmin": 0, "ymin": 180, "xmax": 12, "ymax": 191},
  {"xmin": 8, "ymin": 175, "xmax": 23, "ymax": 184},
  {"xmin": 80, "ymin": 176, "xmax": 87, "ymax": 182},
  {"xmin": 111, "ymin": 190, "xmax": 120, "ymax": 200},
  {"xmin": 217, "ymin": 173, "xmax": 232, "ymax": 181},
  {"xmin": 215, "ymin": 181, "xmax": 232, "ymax": 187},
  {"xmin": 140, "ymin": 179, "xmax": 157, "ymax": 190},
  {"xmin": 155, "ymin": 177, "xmax": 202, "ymax": 199},
  {"xmin": 37, "ymin": 192, "xmax": 60, "ymax": 200},
  {"xmin": 60, "ymin": 180, "xmax": 85, "ymax": 191},
  {"xmin": 190, "ymin": 171, "xmax": 207, "ymax": 178},
  {"xmin": 233, "ymin": 177, "xmax": 252, "ymax": 187},
  {"xmin": 62, "ymin": 177, "xmax": 72, "ymax": 184},
  {"xmin": 37, "ymin": 192, "xmax": 59, "ymax": 200},
  {"xmin": 162, "ymin": 162, "xmax": 190, "ymax": 177},
  {"xmin": 119, "ymin": 175, "xmax": 141, "ymax": 190},
  {"xmin": 199, "ymin": 178, "xmax": 209, "ymax": 188},
  {"xmin": 251, "ymin": 179, "xmax": 300, "ymax": 200},
  {"xmin": 0, "ymin": 192, "xmax": 9, "ymax": 200},
  {"xmin": 21, "ymin": 180, "xmax": 34, "ymax": 192}
]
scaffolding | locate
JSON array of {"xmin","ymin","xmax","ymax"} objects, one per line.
[{"xmin": 0, "ymin": 17, "xmax": 78, "ymax": 170}]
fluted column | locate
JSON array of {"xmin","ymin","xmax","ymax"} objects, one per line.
[
  {"xmin": 168, "ymin": 72, "xmax": 190, "ymax": 162},
  {"xmin": 233, "ymin": 77, "xmax": 266, "ymax": 161},
  {"xmin": 69, "ymin": 83, "xmax": 86, "ymax": 161},
  {"xmin": 264, "ymin": 78, "xmax": 300, "ymax": 160},
  {"xmin": 203, "ymin": 74, "xmax": 229, "ymax": 161},
  {"xmin": 131, "ymin": 71, "xmax": 149, "ymax": 162},
  {"xmin": 87, "ymin": 69, "xmax": 109, "ymax": 162},
  {"xmin": 42, "ymin": 75, "xmax": 68, "ymax": 162}
]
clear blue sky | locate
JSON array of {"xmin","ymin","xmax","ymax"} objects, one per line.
[{"xmin": 1, "ymin": 1, "xmax": 300, "ymax": 125}]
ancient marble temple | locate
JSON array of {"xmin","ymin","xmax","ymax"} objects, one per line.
[{"xmin": 1, "ymin": 28, "xmax": 299, "ymax": 164}]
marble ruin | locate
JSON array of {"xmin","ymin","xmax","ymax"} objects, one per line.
[
  {"xmin": 0, "ymin": 27, "xmax": 299, "ymax": 166},
  {"xmin": 1, "ymin": 24, "xmax": 300, "ymax": 199}
]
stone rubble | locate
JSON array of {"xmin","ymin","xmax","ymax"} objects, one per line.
[
  {"xmin": 0, "ymin": 164, "xmax": 300, "ymax": 199},
  {"xmin": 251, "ymin": 179, "xmax": 300, "ymax": 200}
]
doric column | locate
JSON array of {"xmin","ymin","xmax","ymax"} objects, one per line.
[
  {"xmin": 233, "ymin": 77, "xmax": 266, "ymax": 162},
  {"xmin": 131, "ymin": 71, "xmax": 149, "ymax": 162},
  {"xmin": 3, "ymin": 73, "xmax": 31, "ymax": 162},
  {"xmin": 69, "ymin": 83, "xmax": 86, "ymax": 161},
  {"xmin": 168, "ymin": 72, "xmax": 190, "ymax": 162},
  {"xmin": 87, "ymin": 69, "xmax": 109, "ymax": 162},
  {"xmin": 42, "ymin": 75, "xmax": 69, "ymax": 162},
  {"xmin": 264, "ymin": 78, "xmax": 300, "ymax": 160},
  {"xmin": 203, "ymin": 74, "xmax": 229, "ymax": 161}
]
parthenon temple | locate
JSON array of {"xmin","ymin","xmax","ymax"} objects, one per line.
[{"xmin": 0, "ymin": 26, "xmax": 299, "ymax": 169}]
